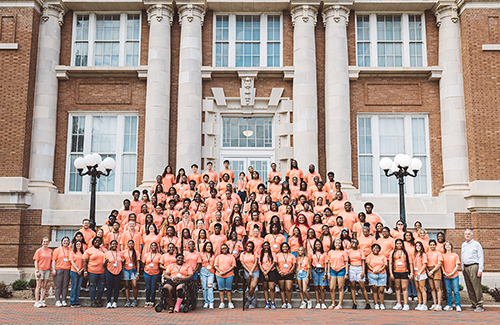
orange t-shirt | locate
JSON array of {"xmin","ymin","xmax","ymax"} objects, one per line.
[
  {"xmin": 80, "ymin": 228, "xmax": 96, "ymax": 246},
  {"xmin": 159, "ymin": 253, "xmax": 177, "ymax": 272},
  {"xmin": 268, "ymin": 183, "xmax": 282, "ymax": 202},
  {"xmin": 83, "ymin": 247, "xmax": 106, "ymax": 274},
  {"xmin": 276, "ymin": 252, "xmax": 296, "ymax": 273},
  {"xmin": 69, "ymin": 251, "xmax": 83, "ymax": 273},
  {"xmin": 442, "ymin": 252, "xmax": 460, "ymax": 278},
  {"xmin": 391, "ymin": 250, "xmax": 413, "ymax": 273},
  {"xmin": 227, "ymin": 240, "xmax": 244, "ymax": 258},
  {"xmin": 338, "ymin": 211, "xmax": 357, "ymax": 231},
  {"xmin": 219, "ymin": 168, "xmax": 235, "ymax": 182},
  {"xmin": 123, "ymin": 248, "xmax": 139, "ymax": 270},
  {"xmin": 264, "ymin": 234, "xmax": 286, "ymax": 254},
  {"xmin": 201, "ymin": 253, "xmax": 216, "ymax": 273},
  {"xmin": 288, "ymin": 236, "xmax": 301, "ymax": 253},
  {"xmin": 209, "ymin": 234, "xmax": 227, "ymax": 255},
  {"xmin": 104, "ymin": 250, "xmax": 123, "ymax": 275},
  {"xmin": 426, "ymin": 250, "xmax": 443, "ymax": 267},
  {"xmin": 310, "ymin": 252, "xmax": 326, "ymax": 268},
  {"xmin": 165, "ymin": 263, "xmax": 194, "ymax": 278},
  {"xmin": 160, "ymin": 236, "xmax": 179, "ymax": 252},
  {"xmin": 162, "ymin": 174, "xmax": 175, "ymax": 191},
  {"xmin": 184, "ymin": 251, "xmax": 202, "ymax": 272},
  {"xmin": 286, "ymin": 169, "xmax": 304, "ymax": 181},
  {"xmin": 366, "ymin": 254, "xmax": 387, "ymax": 274},
  {"xmin": 327, "ymin": 250, "xmax": 348, "ymax": 271},
  {"xmin": 120, "ymin": 230, "xmax": 142, "ymax": 252},
  {"xmin": 214, "ymin": 254, "xmax": 237, "ymax": 278},
  {"xmin": 188, "ymin": 172, "xmax": 203, "ymax": 186},
  {"xmin": 267, "ymin": 171, "xmax": 282, "ymax": 183},
  {"xmin": 391, "ymin": 230, "xmax": 405, "ymax": 240},
  {"xmin": 297, "ymin": 255, "xmax": 310, "ymax": 272},
  {"xmin": 33, "ymin": 248, "xmax": 53, "ymax": 271},
  {"xmin": 240, "ymin": 252, "xmax": 257, "ymax": 271},
  {"xmin": 365, "ymin": 213, "xmax": 382, "ymax": 227},
  {"xmin": 348, "ymin": 249, "xmax": 365, "ymax": 266},
  {"xmin": 142, "ymin": 252, "xmax": 161, "ymax": 275},
  {"xmin": 143, "ymin": 234, "xmax": 161, "ymax": 254},
  {"xmin": 413, "ymin": 253, "xmax": 428, "ymax": 275},
  {"xmin": 202, "ymin": 170, "xmax": 218, "ymax": 184},
  {"xmin": 52, "ymin": 246, "xmax": 72, "ymax": 270},
  {"xmin": 236, "ymin": 179, "xmax": 247, "ymax": 192},
  {"xmin": 376, "ymin": 237, "xmax": 395, "ymax": 259},
  {"xmin": 248, "ymin": 237, "xmax": 264, "ymax": 256},
  {"xmin": 260, "ymin": 252, "xmax": 277, "ymax": 272}
]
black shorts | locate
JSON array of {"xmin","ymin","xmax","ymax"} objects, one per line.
[
  {"xmin": 393, "ymin": 272, "xmax": 409, "ymax": 280},
  {"xmin": 165, "ymin": 280, "xmax": 188, "ymax": 288},
  {"xmin": 260, "ymin": 269, "xmax": 278, "ymax": 283},
  {"xmin": 278, "ymin": 273, "xmax": 294, "ymax": 282}
]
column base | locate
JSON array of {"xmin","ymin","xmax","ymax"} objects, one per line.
[
  {"xmin": 139, "ymin": 180, "xmax": 156, "ymax": 191},
  {"xmin": 28, "ymin": 180, "xmax": 57, "ymax": 190},
  {"xmin": 0, "ymin": 267, "xmax": 33, "ymax": 283},
  {"xmin": 440, "ymin": 183, "xmax": 470, "ymax": 194}
]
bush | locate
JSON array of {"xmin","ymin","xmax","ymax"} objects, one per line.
[
  {"xmin": 28, "ymin": 279, "xmax": 36, "ymax": 289},
  {"xmin": 489, "ymin": 288, "xmax": 500, "ymax": 302},
  {"xmin": 482, "ymin": 284, "xmax": 490, "ymax": 293},
  {"xmin": 11, "ymin": 279, "xmax": 28, "ymax": 291},
  {"xmin": 0, "ymin": 281, "xmax": 13, "ymax": 298},
  {"xmin": 459, "ymin": 284, "xmax": 464, "ymax": 291}
]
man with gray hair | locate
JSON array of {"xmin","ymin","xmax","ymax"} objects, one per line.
[{"xmin": 461, "ymin": 229, "xmax": 484, "ymax": 312}]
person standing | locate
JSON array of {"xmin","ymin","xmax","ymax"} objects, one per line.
[
  {"xmin": 33, "ymin": 237, "xmax": 52, "ymax": 308},
  {"xmin": 52, "ymin": 236, "xmax": 72, "ymax": 307},
  {"xmin": 461, "ymin": 229, "xmax": 484, "ymax": 312}
]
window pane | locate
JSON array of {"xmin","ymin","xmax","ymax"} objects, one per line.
[
  {"xmin": 235, "ymin": 15, "xmax": 260, "ymax": 67},
  {"xmin": 92, "ymin": 116, "xmax": 117, "ymax": 153},
  {"xmin": 74, "ymin": 42, "xmax": 88, "ymax": 67},
  {"xmin": 122, "ymin": 154, "xmax": 137, "ymax": 191},
  {"xmin": 75, "ymin": 15, "xmax": 89, "ymax": 41},
  {"xmin": 359, "ymin": 156, "xmax": 373, "ymax": 194},
  {"xmin": 127, "ymin": 14, "xmax": 140, "ymax": 40},
  {"xmin": 71, "ymin": 116, "xmax": 85, "ymax": 153},
  {"xmin": 97, "ymin": 154, "xmax": 116, "ymax": 192},
  {"xmin": 123, "ymin": 116, "xmax": 138, "ymax": 152},
  {"xmin": 126, "ymin": 42, "xmax": 139, "ymax": 66},
  {"xmin": 377, "ymin": 15, "xmax": 402, "ymax": 67},
  {"xmin": 412, "ymin": 117, "xmax": 426, "ymax": 155},
  {"xmin": 379, "ymin": 117, "xmax": 404, "ymax": 155},
  {"xmin": 413, "ymin": 156, "xmax": 427, "ymax": 194},
  {"xmin": 96, "ymin": 14, "xmax": 120, "ymax": 41},
  {"xmin": 222, "ymin": 117, "xmax": 272, "ymax": 148},
  {"xmin": 69, "ymin": 154, "xmax": 83, "ymax": 192},
  {"xmin": 357, "ymin": 117, "xmax": 372, "ymax": 154},
  {"xmin": 380, "ymin": 155, "xmax": 399, "ymax": 194}
]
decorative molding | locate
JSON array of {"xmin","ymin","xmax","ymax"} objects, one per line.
[
  {"xmin": 178, "ymin": 3, "xmax": 206, "ymax": 26},
  {"xmin": 483, "ymin": 44, "xmax": 500, "ymax": 51},
  {"xmin": 55, "ymin": 65, "xmax": 148, "ymax": 80},
  {"xmin": 291, "ymin": 5, "xmax": 318, "ymax": 27},
  {"xmin": 41, "ymin": 3, "xmax": 65, "ymax": 26},
  {"xmin": 0, "ymin": 43, "xmax": 18, "ymax": 50},
  {"xmin": 434, "ymin": 4, "xmax": 458, "ymax": 27},
  {"xmin": 146, "ymin": 3, "xmax": 174, "ymax": 26},
  {"xmin": 322, "ymin": 5, "xmax": 350, "ymax": 27},
  {"xmin": 348, "ymin": 66, "xmax": 443, "ymax": 81},
  {"xmin": 200, "ymin": 66, "xmax": 294, "ymax": 81},
  {"xmin": 240, "ymin": 76, "xmax": 256, "ymax": 107}
]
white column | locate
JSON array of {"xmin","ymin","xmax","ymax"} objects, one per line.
[
  {"xmin": 176, "ymin": 3, "xmax": 204, "ymax": 171},
  {"xmin": 291, "ymin": 5, "xmax": 319, "ymax": 169},
  {"xmin": 435, "ymin": 3, "xmax": 469, "ymax": 191},
  {"xmin": 323, "ymin": 4, "xmax": 353, "ymax": 188},
  {"xmin": 142, "ymin": 4, "xmax": 174, "ymax": 188},
  {"xmin": 29, "ymin": 2, "xmax": 64, "ymax": 188}
]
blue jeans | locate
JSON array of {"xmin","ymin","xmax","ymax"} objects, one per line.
[
  {"xmin": 88, "ymin": 272, "xmax": 105, "ymax": 303},
  {"xmin": 70, "ymin": 271, "xmax": 83, "ymax": 305},
  {"xmin": 200, "ymin": 267, "xmax": 214, "ymax": 304},
  {"xmin": 216, "ymin": 275, "xmax": 234, "ymax": 291},
  {"xmin": 444, "ymin": 276, "xmax": 461, "ymax": 307},
  {"xmin": 105, "ymin": 270, "xmax": 121, "ymax": 303},
  {"xmin": 408, "ymin": 279, "xmax": 417, "ymax": 297},
  {"xmin": 144, "ymin": 272, "xmax": 160, "ymax": 303}
]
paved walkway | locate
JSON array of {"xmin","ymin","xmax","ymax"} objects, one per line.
[{"xmin": 1, "ymin": 302, "xmax": 499, "ymax": 324}]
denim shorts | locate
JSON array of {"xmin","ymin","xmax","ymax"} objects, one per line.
[
  {"xmin": 312, "ymin": 270, "xmax": 327, "ymax": 286},
  {"xmin": 216, "ymin": 275, "xmax": 234, "ymax": 291},
  {"xmin": 330, "ymin": 268, "xmax": 346, "ymax": 278},
  {"xmin": 244, "ymin": 269, "xmax": 260, "ymax": 280},
  {"xmin": 193, "ymin": 272, "xmax": 199, "ymax": 280},
  {"xmin": 368, "ymin": 272, "xmax": 387, "ymax": 287},
  {"xmin": 122, "ymin": 268, "xmax": 137, "ymax": 281},
  {"xmin": 297, "ymin": 270, "xmax": 308, "ymax": 281}
]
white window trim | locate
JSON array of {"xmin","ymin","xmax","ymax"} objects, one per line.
[
  {"xmin": 71, "ymin": 12, "xmax": 142, "ymax": 67},
  {"xmin": 357, "ymin": 114, "xmax": 431, "ymax": 197},
  {"xmin": 354, "ymin": 12, "xmax": 427, "ymax": 68},
  {"xmin": 212, "ymin": 13, "xmax": 283, "ymax": 68},
  {"xmin": 219, "ymin": 114, "xmax": 276, "ymax": 150},
  {"xmin": 65, "ymin": 112, "xmax": 139, "ymax": 194}
]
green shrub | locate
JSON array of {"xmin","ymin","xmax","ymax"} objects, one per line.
[
  {"xmin": 28, "ymin": 279, "xmax": 36, "ymax": 288},
  {"xmin": 459, "ymin": 284, "xmax": 464, "ymax": 291},
  {"xmin": 11, "ymin": 279, "xmax": 28, "ymax": 291},
  {"xmin": 482, "ymin": 284, "xmax": 490, "ymax": 293},
  {"xmin": 0, "ymin": 281, "xmax": 13, "ymax": 298}
]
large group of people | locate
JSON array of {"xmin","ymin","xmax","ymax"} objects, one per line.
[{"xmin": 33, "ymin": 159, "xmax": 485, "ymax": 313}]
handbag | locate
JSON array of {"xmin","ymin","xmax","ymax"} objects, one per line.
[{"xmin": 314, "ymin": 267, "xmax": 325, "ymax": 274}]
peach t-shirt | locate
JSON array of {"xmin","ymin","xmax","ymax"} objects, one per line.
[
  {"xmin": 52, "ymin": 246, "xmax": 72, "ymax": 270},
  {"xmin": 366, "ymin": 254, "xmax": 387, "ymax": 274},
  {"xmin": 165, "ymin": 263, "xmax": 194, "ymax": 278},
  {"xmin": 426, "ymin": 250, "xmax": 443, "ymax": 267},
  {"xmin": 83, "ymin": 246, "xmax": 106, "ymax": 274},
  {"xmin": 442, "ymin": 252, "xmax": 460, "ymax": 278},
  {"xmin": 348, "ymin": 249, "xmax": 365, "ymax": 266},
  {"xmin": 104, "ymin": 250, "xmax": 123, "ymax": 275},
  {"xmin": 214, "ymin": 254, "xmax": 237, "ymax": 278},
  {"xmin": 142, "ymin": 252, "xmax": 161, "ymax": 275},
  {"xmin": 327, "ymin": 250, "xmax": 348, "ymax": 271},
  {"xmin": 310, "ymin": 252, "xmax": 326, "ymax": 268},
  {"xmin": 33, "ymin": 248, "xmax": 53, "ymax": 271},
  {"xmin": 69, "ymin": 251, "xmax": 83, "ymax": 273},
  {"xmin": 276, "ymin": 252, "xmax": 296, "ymax": 273},
  {"xmin": 184, "ymin": 251, "xmax": 202, "ymax": 272}
]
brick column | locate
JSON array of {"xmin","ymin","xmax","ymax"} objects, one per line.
[
  {"xmin": 142, "ymin": 3, "xmax": 174, "ymax": 188},
  {"xmin": 323, "ymin": 4, "xmax": 353, "ymax": 188},
  {"xmin": 28, "ymin": 2, "xmax": 64, "ymax": 189},
  {"xmin": 434, "ymin": 2, "xmax": 469, "ymax": 192},
  {"xmin": 291, "ymin": 5, "xmax": 319, "ymax": 169},
  {"xmin": 176, "ymin": 3, "xmax": 205, "ymax": 171}
]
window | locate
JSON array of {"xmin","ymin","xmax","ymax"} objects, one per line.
[
  {"xmin": 357, "ymin": 115, "xmax": 430, "ymax": 195},
  {"xmin": 72, "ymin": 13, "xmax": 141, "ymax": 67},
  {"xmin": 214, "ymin": 14, "xmax": 282, "ymax": 67},
  {"xmin": 355, "ymin": 13, "xmax": 426, "ymax": 67},
  {"xmin": 52, "ymin": 229, "xmax": 79, "ymax": 242},
  {"xmin": 222, "ymin": 117, "xmax": 273, "ymax": 148},
  {"xmin": 66, "ymin": 114, "xmax": 138, "ymax": 193}
]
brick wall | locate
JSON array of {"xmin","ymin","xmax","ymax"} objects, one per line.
[
  {"xmin": 461, "ymin": 9, "xmax": 500, "ymax": 182},
  {"xmin": 0, "ymin": 8, "xmax": 39, "ymax": 178}
]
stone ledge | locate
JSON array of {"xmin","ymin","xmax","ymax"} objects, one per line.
[
  {"xmin": 0, "ymin": 43, "xmax": 18, "ymax": 50},
  {"xmin": 349, "ymin": 66, "xmax": 443, "ymax": 81},
  {"xmin": 482, "ymin": 44, "xmax": 500, "ymax": 51},
  {"xmin": 201, "ymin": 66, "xmax": 294, "ymax": 81},
  {"xmin": 55, "ymin": 65, "xmax": 148, "ymax": 80}
]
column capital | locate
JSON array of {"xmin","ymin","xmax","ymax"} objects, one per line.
[
  {"xmin": 41, "ymin": 2, "xmax": 65, "ymax": 26},
  {"xmin": 178, "ymin": 3, "xmax": 206, "ymax": 26},
  {"xmin": 147, "ymin": 3, "xmax": 174, "ymax": 25},
  {"xmin": 291, "ymin": 5, "xmax": 318, "ymax": 27},
  {"xmin": 322, "ymin": 4, "xmax": 351, "ymax": 27},
  {"xmin": 433, "ymin": 1, "xmax": 459, "ymax": 27}
]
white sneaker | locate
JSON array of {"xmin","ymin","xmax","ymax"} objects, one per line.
[
  {"xmin": 209, "ymin": 303, "xmax": 214, "ymax": 309},
  {"xmin": 435, "ymin": 305, "xmax": 442, "ymax": 311},
  {"xmin": 300, "ymin": 301, "xmax": 307, "ymax": 309},
  {"xmin": 275, "ymin": 286, "xmax": 280, "ymax": 292},
  {"xmin": 228, "ymin": 302, "xmax": 235, "ymax": 309},
  {"xmin": 374, "ymin": 304, "xmax": 380, "ymax": 310},
  {"xmin": 219, "ymin": 302, "xmax": 225, "ymax": 309},
  {"xmin": 456, "ymin": 306, "xmax": 461, "ymax": 312},
  {"xmin": 55, "ymin": 301, "xmax": 62, "ymax": 307},
  {"xmin": 34, "ymin": 302, "xmax": 41, "ymax": 308},
  {"xmin": 61, "ymin": 301, "xmax": 67, "ymax": 307},
  {"xmin": 112, "ymin": 302, "xmax": 117, "ymax": 308},
  {"xmin": 281, "ymin": 303, "xmax": 287, "ymax": 309},
  {"xmin": 415, "ymin": 304, "xmax": 422, "ymax": 311},
  {"xmin": 420, "ymin": 305, "xmax": 427, "ymax": 311},
  {"xmin": 106, "ymin": 302, "xmax": 112, "ymax": 308},
  {"xmin": 287, "ymin": 303, "xmax": 292, "ymax": 309},
  {"xmin": 443, "ymin": 305, "xmax": 453, "ymax": 311},
  {"xmin": 403, "ymin": 304, "xmax": 410, "ymax": 311},
  {"xmin": 380, "ymin": 304, "xmax": 386, "ymax": 310},
  {"xmin": 321, "ymin": 303, "xmax": 327, "ymax": 309},
  {"xmin": 307, "ymin": 301, "xmax": 312, "ymax": 309},
  {"xmin": 315, "ymin": 303, "xmax": 321, "ymax": 309},
  {"xmin": 385, "ymin": 288, "xmax": 393, "ymax": 295},
  {"xmin": 203, "ymin": 303, "xmax": 209, "ymax": 308},
  {"xmin": 393, "ymin": 303, "xmax": 402, "ymax": 310}
]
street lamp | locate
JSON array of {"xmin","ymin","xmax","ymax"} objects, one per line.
[
  {"xmin": 74, "ymin": 153, "xmax": 115, "ymax": 231},
  {"xmin": 379, "ymin": 154, "xmax": 422, "ymax": 226}
]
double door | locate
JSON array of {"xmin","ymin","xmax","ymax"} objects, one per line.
[{"xmin": 222, "ymin": 157, "xmax": 271, "ymax": 187}]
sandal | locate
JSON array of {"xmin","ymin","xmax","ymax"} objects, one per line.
[
  {"xmin": 328, "ymin": 304, "xmax": 335, "ymax": 310},
  {"xmin": 168, "ymin": 306, "xmax": 174, "ymax": 313},
  {"xmin": 334, "ymin": 305, "xmax": 342, "ymax": 310}
]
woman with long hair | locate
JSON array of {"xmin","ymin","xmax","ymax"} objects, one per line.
[
  {"xmin": 288, "ymin": 227, "xmax": 303, "ymax": 257},
  {"xmin": 52, "ymin": 236, "xmax": 72, "ymax": 307},
  {"xmin": 311, "ymin": 239, "xmax": 327, "ymax": 309},
  {"xmin": 123, "ymin": 239, "xmax": 140, "ymax": 307},
  {"xmin": 214, "ymin": 244, "xmax": 237, "ymax": 309},
  {"xmin": 414, "ymin": 241, "xmax": 429, "ymax": 310},
  {"xmin": 348, "ymin": 239, "xmax": 371, "ymax": 309},
  {"xmin": 259, "ymin": 241, "xmax": 277, "ymax": 309},
  {"xmin": 319, "ymin": 225, "xmax": 333, "ymax": 254},
  {"xmin": 427, "ymin": 239, "xmax": 444, "ymax": 311},
  {"xmin": 326, "ymin": 238, "xmax": 349, "ymax": 310},
  {"xmin": 296, "ymin": 246, "xmax": 312, "ymax": 309},
  {"xmin": 389, "ymin": 238, "xmax": 413, "ymax": 311},
  {"xmin": 200, "ymin": 242, "xmax": 216, "ymax": 308},
  {"xmin": 69, "ymin": 241, "xmax": 84, "ymax": 307},
  {"xmin": 33, "ymin": 237, "xmax": 52, "ymax": 308},
  {"xmin": 442, "ymin": 241, "xmax": 461, "ymax": 312},
  {"xmin": 142, "ymin": 242, "xmax": 161, "ymax": 307},
  {"xmin": 276, "ymin": 242, "xmax": 296, "ymax": 308},
  {"xmin": 241, "ymin": 241, "xmax": 259, "ymax": 309}
]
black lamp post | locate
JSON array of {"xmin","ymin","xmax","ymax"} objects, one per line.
[
  {"xmin": 379, "ymin": 154, "xmax": 422, "ymax": 226},
  {"xmin": 74, "ymin": 153, "xmax": 115, "ymax": 231}
]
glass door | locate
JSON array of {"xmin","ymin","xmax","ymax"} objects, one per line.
[{"xmin": 221, "ymin": 157, "xmax": 271, "ymax": 187}]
